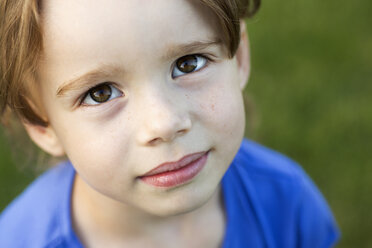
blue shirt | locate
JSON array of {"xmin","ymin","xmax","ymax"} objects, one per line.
[{"xmin": 0, "ymin": 139, "xmax": 340, "ymax": 247}]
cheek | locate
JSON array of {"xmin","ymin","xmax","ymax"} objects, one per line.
[
  {"xmin": 51, "ymin": 112, "xmax": 134, "ymax": 194},
  {"xmin": 195, "ymin": 69, "xmax": 246, "ymax": 140},
  {"xmin": 205, "ymin": 89, "xmax": 244, "ymax": 132}
]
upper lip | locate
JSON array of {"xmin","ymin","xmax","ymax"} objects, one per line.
[{"xmin": 140, "ymin": 151, "xmax": 208, "ymax": 177}]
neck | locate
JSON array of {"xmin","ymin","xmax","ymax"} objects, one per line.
[{"xmin": 71, "ymin": 174, "xmax": 225, "ymax": 247}]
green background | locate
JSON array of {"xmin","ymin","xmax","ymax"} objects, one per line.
[{"xmin": 1, "ymin": 0, "xmax": 371, "ymax": 247}]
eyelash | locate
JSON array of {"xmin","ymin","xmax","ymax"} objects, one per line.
[
  {"xmin": 79, "ymin": 82, "xmax": 123, "ymax": 106},
  {"xmin": 76, "ymin": 54, "xmax": 212, "ymax": 107},
  {"xmin": 171, "ymin": 54, "xmax": 212, "ymax": 78}
]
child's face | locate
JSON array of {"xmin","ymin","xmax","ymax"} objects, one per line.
[{"xmin": 34, "ymin": 0, "xmax": 248, "ymax": 216}]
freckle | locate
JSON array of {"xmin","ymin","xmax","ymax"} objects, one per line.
[{"xmin": 211, "ymin": 104, "xmax": 215, "ymax": 111}]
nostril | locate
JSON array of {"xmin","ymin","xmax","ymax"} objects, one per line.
[
  {"xmin": 139, "ymin": 115, "xmax": 192, "ymax": 146},
  {"xmin": 148, "ymin": 137, "xmax": 161, "ymax": 146},
  {"xmin": 177, "ymin": 129, "xmax": 187, "ymax": 135},
  {"xmin": 147, "ymin": 129, "xmax": 187, "ymax": 146}
]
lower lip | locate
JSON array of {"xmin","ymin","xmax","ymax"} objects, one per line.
[{"xmin": 139, "ymin": 152, "xmax": 209, "ymax": 188}]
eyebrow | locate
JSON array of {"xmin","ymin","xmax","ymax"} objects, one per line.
[
  {"xmin": 56, "ymin": 65, "xmax": 125, "ymax": 97},
  {"xmin": 56, "ymin": 39, "xmax": 222, "ymax": 97},
  {"xmin": 163, "ymin": 38, "xmax": 223, "ymax": 61}
]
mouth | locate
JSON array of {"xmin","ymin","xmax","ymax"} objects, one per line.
[{"xmin": 138, "ymin": 150, "xmax": 210, "ymax": 188}]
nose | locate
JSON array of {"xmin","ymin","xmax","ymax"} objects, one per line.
[{"xmin": 136, "ymin": 90, "xmax": 192, "ymax": 146}]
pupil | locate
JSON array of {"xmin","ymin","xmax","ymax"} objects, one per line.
[
  {"xmin": 90, "ymin": 84, "xmax": 112, "ymax": 103},
  {"xmin": 177, "ymin": 55, "xmax": 197, "ymax": 73}
]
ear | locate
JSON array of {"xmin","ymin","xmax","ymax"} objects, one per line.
[
  {"xmin": 235, "ymin": 20, "xmax": 251, "ymax": 90},
  {"xmin": 23, "ymin": 122, "xmax": 65, "ymax": 157}
]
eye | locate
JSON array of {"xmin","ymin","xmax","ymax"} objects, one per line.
[
  {"xmin": 81, "ymin": 83, "xmax": 123, "ymax": 105},
  {"xmin": 172, "ymin": 54, "xmax": 208, "ymax": 78}
]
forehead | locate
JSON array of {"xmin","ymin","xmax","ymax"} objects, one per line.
[{"xmin": 41, "ymin": 0, "xmax": 221, "ymax": 67}]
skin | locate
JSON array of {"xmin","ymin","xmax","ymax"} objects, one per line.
[{"xmin": 25, "ymin": 0, "xmax": 250, "ymax": 246}]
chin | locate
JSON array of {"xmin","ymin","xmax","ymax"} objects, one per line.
[
  {"xmin": 150, "ymin": 202, "xmax": 205, "ymax": 218},
  {"xmin": 145, "ymin": 184, "xmax": 218, "ymax": 218}
]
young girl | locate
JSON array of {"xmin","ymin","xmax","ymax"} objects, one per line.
[{"xmin": 0, "ymin": 0, "xmax": 339, "ymax": 247}]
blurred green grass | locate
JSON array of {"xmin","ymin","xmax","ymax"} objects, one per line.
[
  {"xmin": 245, "ymin": 0, "xmax": 372, "ymax": 247},
  {"xmin": 0, "ymin": 0, "xmax": 371, "ymax": 247},
  {"xmin": 0, "ymin": 131, "xmax": 36, "ymax": 209}
]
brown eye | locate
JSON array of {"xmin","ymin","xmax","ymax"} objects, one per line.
[
  {"xmin": 172, "ymin": 54, "xmax": 207, "ymax": 78},
  {"xmin": 81, "ymin": 83, "xmax": 123, "ymax": 105},
  {"xmin": 89, "ymin": 84, "xmax": 112, "ymax": 103},
  {"xmin": 176, "ymin": 55, "xmax": 198, "ymax": 73}
]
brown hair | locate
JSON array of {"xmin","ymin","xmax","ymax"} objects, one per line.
[{"xmin": 0, "ymin": 0, "xmax": 260, "ymax": 127}]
